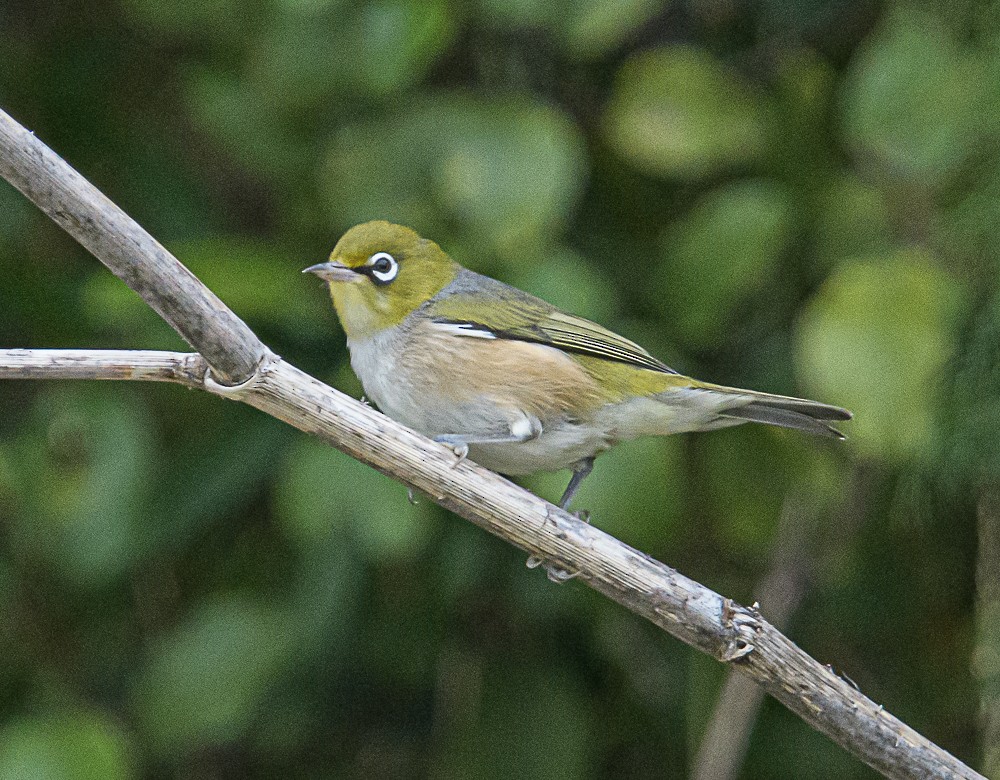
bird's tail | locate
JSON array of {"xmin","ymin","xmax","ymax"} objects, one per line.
[{"xmin": 701, "ymin": 383, "xmax": 853, "ymax": 439}]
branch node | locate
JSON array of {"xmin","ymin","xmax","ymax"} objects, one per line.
[
  {"xmin": 203, "ymin": 351, "xmax": 279, "ymax": 398},
  {"xmin": 720, "ymin": 598, "xmax": 762, "ymax": 662}
]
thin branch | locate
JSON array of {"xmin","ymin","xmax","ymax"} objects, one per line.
[
  {"xmin": 0, "ymin": 109, "xmax": 265, "ymax": 385},
  {"xmin": 0, "ymin": 106, "xmax": 985, "ymax": 780},
  {"xmin": 0, "ymin": 348, "xmax": 204, "ymax": 386}
]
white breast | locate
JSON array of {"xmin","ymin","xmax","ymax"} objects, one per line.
[{"xmin": 347, "ymin": 330, "xmax": 430, "ymax": 432}]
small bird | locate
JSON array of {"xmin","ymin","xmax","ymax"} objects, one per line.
[{"xmin": 305, "ymin": 221, "xmax": 851, "ymax": 511}]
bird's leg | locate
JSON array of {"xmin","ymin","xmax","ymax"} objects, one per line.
[
  {"xmin": 558, "ymin": 457, "xmax": 595, "ymax": 510},
  {"xmin": 433, "ymin": 416, "xmax": 540, "ymax": 468},
  {"xmin": 527, "ymin": 457, "xmax": 595, "ymax": 582}
]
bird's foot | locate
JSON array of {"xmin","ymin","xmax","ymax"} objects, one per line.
[
  {"xmin": 525, "ymin": 555, "xmax": 580, "ymax": 583},
  {"xmin": 432, "ymin": 436, "xmax": 469, "ymax": 468},
  {"xmin": 449, "ymin": 443, "xmax": 469, "ymax": 468},
  {"xmin": 525, "ymin": 508, "xmax": 590, "ymax": 583}
]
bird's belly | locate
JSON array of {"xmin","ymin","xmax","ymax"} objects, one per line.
[
  {"xmin": 469, "ymin": 422, "xmax": 610, "ymax": 475},
  {"xmin": 348, "ymin": 331, "xmax": 615, "ymax": 474}
]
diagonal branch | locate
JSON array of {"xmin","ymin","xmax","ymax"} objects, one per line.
[
  {"xmin": 0, "ymin": 109, "xmax": 265, "ymax": 385},
  {"xmin": 0, "ymin": 107, "xmax": 985, "ymax": 780}
]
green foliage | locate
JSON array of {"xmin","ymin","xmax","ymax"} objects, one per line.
[
  {"xmin": 658, "ymin": 179, "xmax": 794, "ymax": 347},
  {"xmin": 796, "ymin": 252, "xmax": 966, "ymax": 462},
  {"xmin": 431, "ymin": 663, "xmax": 592, "ymax": 778},
  {"xmin": 0, "ymin": 711, "xmax": 134, "ymax": 780},
  {"xmin": 3, "ymin": 388, "xmax": 153, "ymax": 586},
  {"xmin": 275, "ymin": 437, "xmax": 431, "ymax": 560},
  {"xmin": 135, "ymin": 595, "xmax": 297, "ymax": 753},
  {"xmin": 605, "ymin": 46, "xmax": 771, "ymax": 179},
  {"xmin": 325, "ymin": 94, "xmax": 585, "ymax": 255},
  {"xmin": 1, "ymin": 0, "xmax": 997, "ymax": 777},
  {"xmin": 842, "ymin": 7, "xmax": 985, "ymax": 187}
]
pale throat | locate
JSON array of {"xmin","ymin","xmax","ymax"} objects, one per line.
[{"xmin": 329, "ymin": 282, "xmax": 408, "ymax": 339}]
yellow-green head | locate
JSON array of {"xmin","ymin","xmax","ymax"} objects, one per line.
[{"xmin": 304, "ymin": 221, "xmax": 460, "ymax": 338}]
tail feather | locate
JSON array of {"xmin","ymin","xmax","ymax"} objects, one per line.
[
  {"xmin": 704, "ymin": 385, "xmax": 852, "ymax": 440},
  {"xmin": 721, "ymin": 402, "xmax": 847, "ymax": 439}
]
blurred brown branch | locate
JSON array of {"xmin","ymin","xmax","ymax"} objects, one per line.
[
  {"xmin": 693, "ymin": 493, "xmax": 821, "ymax": 780},
  {"xmin": 976, "ymin": 490, "xmax": 1000, "ymax": 778},
  {"xmin": 0, "ymin": 106, "xmax": 985, "ymax": 780}
]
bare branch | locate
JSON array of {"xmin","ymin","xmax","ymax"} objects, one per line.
[
  {"xmin": 0, "ymin": 348, "xmax": 204, "ymax": 386},
  {"xmin": 0, "ymin": 109, "xmax": 266, "ymax": 385},
  {"xmin": 0, "ymin": 107, "xmax": 985, "ymax": 780}
]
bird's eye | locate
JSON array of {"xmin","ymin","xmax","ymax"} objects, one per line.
[{"xmin": 368, "ymin": 251, "xmax": 399, "ymax": 283}]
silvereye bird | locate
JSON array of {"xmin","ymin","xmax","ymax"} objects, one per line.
[{"xmin": 304, "ymin": 221, "xmax": 851, "ymax": 510}]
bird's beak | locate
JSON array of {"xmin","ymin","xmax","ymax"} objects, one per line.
[{"xmin": 302, "ymin": 261, "xmax": 360, "ymax": 283}]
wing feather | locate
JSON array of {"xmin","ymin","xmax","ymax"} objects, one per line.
[{"xmin": 425, "ymin": 270, "xmax": 676, "ymax": 374}]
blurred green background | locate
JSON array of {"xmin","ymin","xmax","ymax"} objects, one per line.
[{"xmin": 1, "ymin": 0, "xmax": 998, "ymax": 777}]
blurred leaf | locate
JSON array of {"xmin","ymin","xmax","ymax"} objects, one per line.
[
  {"xmin": 0, "ymin": 711, "xmax": 135, "ymax": 780},
  {"xmin": 324, "ymin": 94, "xmax": 586, "ymax": 256},
  {"xmin": 0, "ymin": 182, "xmax": 33, "ymax": 258},
  {"xmin": 252, "ymin": 0, "xmax": 454, "ymax": 104},
  {"xmin": 0, "ymin": 557, "xmax": 25, "ymax": 700},
  {"xmin": 432, "ymin": 97, "xmax": 585, "ymax": 254},
  {"xmin": 658, "ymin": 179, "xmax": 795, "ymax": 348},
  {"xmin": 348, "ymin": 0, "xmax": 456, "ymax": 95},
  {"xmin": 842, "ymin": 7, "xmax": 984, "ymax": 187},
  {"xmin": 558, "ymin": 0, "xmax": 664, "ymax": 58},
  {"xmin": 940, "ymin": 301, "xmax": 1000, "ymax": 482},
  {"xmin": 504, "ymin": 245, "xmax": 617, "ymax": 324},
  {"xmin": 700, "ymin": 427, "xmax": 837, "ymax": 557},
  {"xmin": 84, "ymin": 238, "xmax": 333, "ymax": 339},
  {"xmin": 588, "ymin": 436, "xmax": 685, "ymax": 549},
  {"xmin": 135, "ymin": 595, "xmax": 295, "ymax": 753},
  {"xmin": 431, "ymin": 662, "xmax": 592, "ymax": 779},
  {"xmin": 79, "ymin": 271, "xmax": 186, "ymax": 350},
  {"xmin": 938, "ymin": 153, "xmax": 1000, "ymax": 276},
  {"xmin": 796, "ymin": 251, "xmax": 966, "ymax": 462},
  {"xmin": 274, "ymin": 436, "xmax": 428, "ymax": 561},
  {"xmin": 472, "ymin": 0, "xmax": 662, "ymax": 59},
  {"xmin": 177, "ymin": 238, "xmax": 333, "ymax": 335},
  {"xmin": 477, "ymin": 0, "xmax": 548, "ymax": 27},
  {"xmin": 324, "ymin": 112, "xmax": 441, "ymax": 233},
  {"xmin": 605, "ymin": 46, "xmax": 771, "ymax": 179},
  {"xmin": 6, "ymin": 388, "xmax": 153, "ymax": 586},
  {"xmin": 123, "ymin": 0, "xmax": 267, "ymax": 41},
  {"xmin": 288, "ymin": 536, "xmax": 363, "ymax": 653},
  {"xmin": 975, "ymin": 496, "xmax": 1000, "ymax": 778},
  {"xmin": 812, "ymin": 175, "xmax": 892, "ymax": 270},
  {"xmin": 183, "ymin": 68, "xmax": 309, "ymax": 182},
  {"xmin": 148, "ymin": 414, "xmax": 291, "ymax": 556}
]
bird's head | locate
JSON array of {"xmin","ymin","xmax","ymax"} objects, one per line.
[{"xmin": 305, "ymin": 221, "xmax": 460, "ymax": 338}]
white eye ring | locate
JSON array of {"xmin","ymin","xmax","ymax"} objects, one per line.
[{"xmin": 368, "ymin": 251, "xmax": 399, "ymax": 283}]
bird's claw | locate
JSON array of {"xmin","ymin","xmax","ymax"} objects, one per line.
[
  {"xmin": 525, "ymin": 554, "xmax": 580, "ymax": 583},
  {"xmin": 432, "ymin": 437, "xmax": 469, "ymax": 468},
  {"xmin": 450, "ymin": 443, "xmax": 469, "ymax": 468},
  {"xmin": 545, "ymin": 565, "xmax": 580, "ymax": 583}
]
